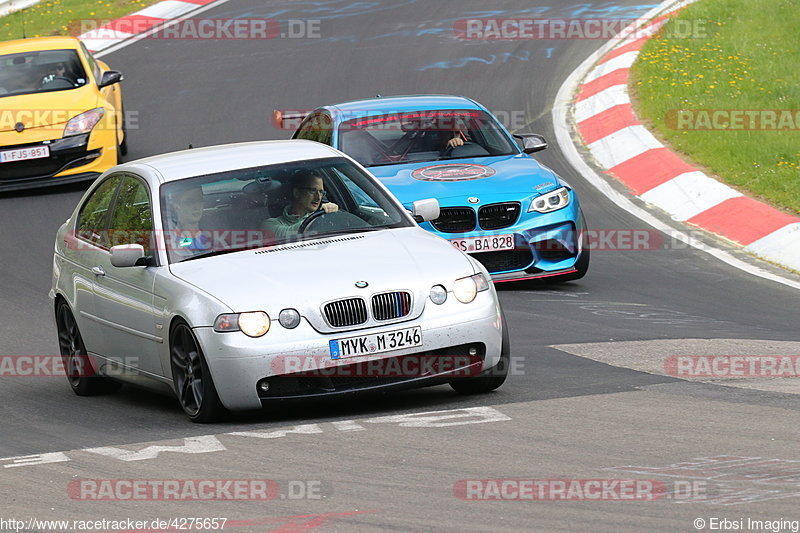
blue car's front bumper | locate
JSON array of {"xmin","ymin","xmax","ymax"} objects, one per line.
[{"xmin": 420, "ymin": 191, "xmax": 587, "ymax": 282}]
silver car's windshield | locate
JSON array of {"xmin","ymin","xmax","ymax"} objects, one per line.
[
  {"xmin": 338, "ymin": 109, "xmax": 518, "ymax": 167},
  {"xmin": 160, "ymin": 157, "xmax": 413, "ymax": 263},
  {"xmin": 0, "ymin": 50, "xmax": 89, "ymax": 98}
]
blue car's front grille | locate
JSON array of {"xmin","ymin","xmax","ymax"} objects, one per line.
[
  {"xmin": 431, "ymin": 207, "xmax": 476, "ymax": 233},
  {"xmin": 478, "ymin": 202, "xmax": 520, "ymax": 230},
  {"xmin": 371, "ymin": 291, "xmax": 412, "ymax": 321},
  {"xmin": 473, "ymin": 250, "xmax": 533, "ymax": 273}
]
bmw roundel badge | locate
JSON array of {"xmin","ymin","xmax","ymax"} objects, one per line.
[{"xmin": 355, "ymin": 281, "xmax": 368, "ymax": 288}]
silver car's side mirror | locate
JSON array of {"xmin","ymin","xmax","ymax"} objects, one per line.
[
  {"xmin": 110, "ymin": 244, "xmax": 146, "ymax": 267},
  {"xmin": 411, "ymin": 198, "xmax": 440, "ymax": 223}
]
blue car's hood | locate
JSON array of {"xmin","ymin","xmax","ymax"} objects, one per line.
[{"xmin": 365, "ymin": 154, "xmax": 562, "ymax": 207}]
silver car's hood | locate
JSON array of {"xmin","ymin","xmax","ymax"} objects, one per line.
[{"xmin": 169, "ymin": 227, "xmax": 474, "ymax": 329}]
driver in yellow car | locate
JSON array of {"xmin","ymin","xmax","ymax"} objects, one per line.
[{"xmin": 261, "ymin": 171, "xmax": 339, "ymax": 240}]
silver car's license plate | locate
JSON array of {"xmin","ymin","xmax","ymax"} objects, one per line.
[
  {"xmin": 330, "ymin": 326, "xmax": 422, "ymax": 359},
  {"xmin": 0, "ymin": 145, "xmax": 50, "ymax": 163}
]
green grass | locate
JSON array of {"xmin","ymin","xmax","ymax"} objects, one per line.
[
  {"xmin": 630, "ymin": 0, "xmax": 800, "ymax": 215},
  {"xmin": 1, "ymin": 0, "xmax": 161, "ymax": 41}
]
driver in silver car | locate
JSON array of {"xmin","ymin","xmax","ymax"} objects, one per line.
[{"xmin": 262, "ymin": 172, "xmax": 338, "ymax": 240}]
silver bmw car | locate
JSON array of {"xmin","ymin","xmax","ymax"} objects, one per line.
[{"xmin": 50, "ymin": 140, "xmax": 509, "ymax": 422}]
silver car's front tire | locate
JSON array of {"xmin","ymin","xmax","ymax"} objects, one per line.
[{"xmin": 170, "ymin": 320, "xmax": 226, "ymax": 423}]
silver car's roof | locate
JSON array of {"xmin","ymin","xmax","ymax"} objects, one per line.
[{"xmin": 128, "ymin": 140, "xmax": 342, "ymax": 182}]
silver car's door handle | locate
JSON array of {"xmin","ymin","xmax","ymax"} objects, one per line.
[{"xmin": 91, "ymin": 266, "xmax": 105, "ymax": 277}]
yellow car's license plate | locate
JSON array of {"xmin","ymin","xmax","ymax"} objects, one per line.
[{"xmin": 0, "ymin": 145, "xmax": 50, "ymax": 163}]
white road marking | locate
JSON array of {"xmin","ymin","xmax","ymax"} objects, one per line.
[
  {"xmin": 331, "ymin": 420, "xmax": 367, "ymax": 432},
  {"xmin": 639, "ymin": 171, "xmax": 743, "ymax": 221},
  {"xmin": 586, "ymin": 125, "xmax": 662, "ymax": 169},
  {"xmin": 228, "ymin": 424, "xmax": 324, "ymax": 439},
  {"xmin": 0, "ymin": 406, "xmax": 510, "ymax": 469},
  {"xmin": 83, "ymin": 435, "xmax": 225, "ymax": 461},
  {"xmin": 574, "ymin": 84, "xmax": 629, "ymax": 123},
  {"xmin": 583, "ymin": 51, "xmax": 639, "ymax": 84}
]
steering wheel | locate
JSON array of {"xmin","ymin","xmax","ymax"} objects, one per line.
[
  {"xmin": 41, "ymin": 76, "xmax": 75, "ymax": 89},
  {"xmin": 298, "ymin": 210, "xmax": 370, "ymax": 233},
  {"xmin": 298, "ymin": 210, "xmax": 327, "ymax": 233},
  {"xmin": 442, "ymin": 141, "xmax": 487, "ymax": 158}
]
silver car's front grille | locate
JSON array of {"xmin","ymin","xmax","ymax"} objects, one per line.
[
  {"xmin": 323, "ymin": 298, "xmax": 368, "ymax": 327},
  {"xmin": 371, "ymin": 291, "xmax": 412, "ymax": 321}
]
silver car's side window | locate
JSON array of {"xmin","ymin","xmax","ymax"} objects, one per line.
[
  {"xmin": 107, "ymin": 175, "xmax": 154, "ymax": 256},
  {"xmin": 76, "ymin": 175, "xmax": 123, "ymax": 248}
]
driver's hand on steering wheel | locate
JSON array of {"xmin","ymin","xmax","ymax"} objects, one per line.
[
  {"xmin": 446, "ymin": 135, "xmax": 465, "ymax": 149},
  {"xmin": 321, "ymin": 202, "xmax": 339, "ymax": 213}
]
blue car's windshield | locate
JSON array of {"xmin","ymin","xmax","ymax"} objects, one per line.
[{"xmin": 338, "ymin": 109, "xmax": 518, "ymax": 167}]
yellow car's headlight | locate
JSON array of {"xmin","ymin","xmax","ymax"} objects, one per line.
[{"xmin": 64, "ymin": 108, "xmax": 104, "ymax": 137}]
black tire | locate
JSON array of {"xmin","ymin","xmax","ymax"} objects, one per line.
[
  {"xmin": 55, "ymin": 301, "xmax": 121, "ymax": 396},
  {"xmin": 450, "ymin": 309, "xmax": 510, "ymax": 394},
  {"xmin": 118, "ymin": 106, "xmax": 128, "ymax": 158},
  {"xmin": 170, "ymin": 320, "xmax": 226, "ymax": 423}
]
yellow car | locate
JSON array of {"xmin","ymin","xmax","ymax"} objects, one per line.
[{"xmin": 0, "ymin": 36, "xmax": 125, "ymax": 191}]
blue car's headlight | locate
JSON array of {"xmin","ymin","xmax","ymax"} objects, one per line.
[{"xmin": 529, "ymin": 187, "xmax": 571, "ymax": 213}]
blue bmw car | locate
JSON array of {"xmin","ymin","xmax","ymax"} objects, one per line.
[{"xmin": 288, "ymin": 95, "xmax": 589, "ymax": 283}]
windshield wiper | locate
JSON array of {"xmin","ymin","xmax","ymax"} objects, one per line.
[{"xmin": 178, "ymin": 248, "xmax": 248, "ymax": 262}]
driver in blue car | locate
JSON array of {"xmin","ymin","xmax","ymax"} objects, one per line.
[{"xmin": 262, "ymin": 171, "xmax": 338, "ymax": 240}]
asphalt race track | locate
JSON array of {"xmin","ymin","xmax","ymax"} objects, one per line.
[{"xmin": 2, "ymin": 1, "xmax": 800, "ymax": 531}]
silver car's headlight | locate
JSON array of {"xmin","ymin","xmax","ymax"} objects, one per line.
[
  {"xmin": 529, "ymin": 187, "xmax": 570, "ymax": 213},
  {"xmin": 214, "ymin": 311, "xmax": 271, "ymax": 337},
  {"xmin": 453, "ymin": 273, "xmax": 490, "ymax": 304}
]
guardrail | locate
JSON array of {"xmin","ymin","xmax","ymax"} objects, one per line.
[{"xmin": 0, "ymin": 0, "xmax": 42, "ymax": 19}]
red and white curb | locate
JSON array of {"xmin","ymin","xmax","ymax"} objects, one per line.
[
  {"xmin": 78, "ymin": 0, "xmax": 217, "ymax": 53},
  {"xmin": 572, "ymin": 3, "xmax": 800, "ymax": 273}
]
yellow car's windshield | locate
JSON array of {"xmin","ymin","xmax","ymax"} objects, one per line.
[{"xmin": 0, "ymin": 49, "xmax": 88, "ymax": 98}]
